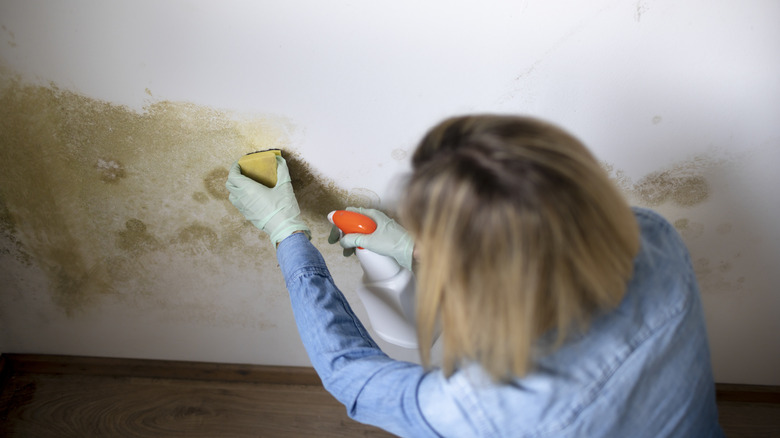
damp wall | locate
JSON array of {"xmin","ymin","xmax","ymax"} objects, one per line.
[{"xmin": 1, "ymin": 1, "xmax": 778, "ymax": 385}]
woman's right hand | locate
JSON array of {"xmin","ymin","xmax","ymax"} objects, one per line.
[{"xmin": 328, "ymin": 207, "xmax": 415, "ymax": 271}]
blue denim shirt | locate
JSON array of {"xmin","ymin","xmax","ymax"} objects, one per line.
[{"xmin": 277, "ymin": 208, "xmax": 724, "ymax": 437}]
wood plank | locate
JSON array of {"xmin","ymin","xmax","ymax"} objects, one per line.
[
  {"xmin": 0, "ymin": 354, "xmax": 13, "ymax": 394},
  {"xmin": 717, "ymin": 401, "xmax": 780, "ymax": 438},
  {"xmin": 716, "ymin": 383, "xmax": 780, "ymax": 404},
  {"xmin": 2, "ymin": 354, "xmax": 323, "ymax": 386},
  {"xmin": 0, "ymin": 357, "xmax": 395, "ymax": 437}
]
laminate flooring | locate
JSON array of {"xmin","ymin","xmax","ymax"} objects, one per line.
[
  {"xmin": 0, "ymin": 355, "xmax": 393, "ymax": 437},
  {"xmin": 1, "ymin": 373, "xmax": 394, "ymax": 437},
  {"xmin": 1, "ymin": 355, "xmax": 778, "ymax": 437}
]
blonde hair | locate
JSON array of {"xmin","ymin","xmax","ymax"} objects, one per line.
[{"xmin": 400, "ymin": 115, "xmax": 640, "ymax": 381}]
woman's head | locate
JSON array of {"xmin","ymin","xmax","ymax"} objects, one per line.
[{"xmin": 400, "ymin": 115, "xmax": 640, "ymax": 380}]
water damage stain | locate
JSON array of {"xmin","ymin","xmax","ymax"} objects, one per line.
[
  {"xmin": 192, "ymin": 192, "xmax": 210, "ymax": 204},
  {"xmin": 173, "ymin": 223, "xmax": 220, "ymax": 255},
  {"xmin": 96, "ymin": 158, "xmax": 126, "ymax": 183},
  {"xmin": 0, "ymin": 193, "xmax": 31, "ymax": 266},
  {"xmin": 204, "ymin": 167, "xmax": 230, "ymax": 200},
  {"xmin": 602, "ymin": 157, "xmax": 747, "ymax": 295},
  {"xmin": 634, "ymin": 172, "xmax": 709, "ymax": 207},
  {"xmin": 117, "ymin": 219, "xmax": 160, "ymax": 254},
  {"xmin": 673, "ymin": 218, "xmax": 705, "ymax": 239},
  {"xmin": 603, "ymin": 155, "xmax": 717, "ymax": 208},
  {"xmin": 693, "ymin": 256, "xmax": 745, "ymax": 294},
  {"xmin": 0, "ymin": 74, "xmax": 363, "ymax": 320},
  {"xmin": 285, "ymin": 152, "xmax": 353, "ymax": 220}
]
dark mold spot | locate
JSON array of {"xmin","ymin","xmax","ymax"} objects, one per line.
[
  {"xmin": 192, "ymin": 192, "xmax": 209, "ymax": 204},
  {"xmin": 205, "ymin": 168, "xmax": 230, "ymax": 200},
  {"xmin": 174, "ymin": 223, "xmax": 219, "ymax": 254},
  {"xmin": 673, "ymin": 217, "xmax": 704, "ymax": 239},
  {"xmin": 285, "ymin": 152, "xmax": 350, "ymax": 224},
  {"xmin": 604, "ymin": 158, "xmax": 713, "ymax": 208},
  {"xmin": 0, "ymin": 194, "xmax": 31, "ymax": 266},
  {"xmin": 673, "ymin": 218, "xmax": 689, "ymax": 230},
  {"xmin": 117, "ymin": 219, "xmax": 160, "ymax": 254},
  {"xmin": 670, "ymin": 176, "xmax": 709, "ymax": 207},
  {"xmin": 633, "ymin": 172, "xmax": 710, "ymax": 207},
  {"xmin": 0, "ymin": 195, "xmax": 14, "ymax": 233}
]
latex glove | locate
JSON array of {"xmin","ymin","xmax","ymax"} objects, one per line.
[
  {"xmin": 328, "ymin": 207, "xmax": 414, "ymax": 271},
  {"xmin": 226, "ymin": 156, "xmax": 311, "ymax": 246}
]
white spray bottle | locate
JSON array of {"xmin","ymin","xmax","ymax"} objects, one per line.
[{"xmin": 328, "ymin": 210, "xmax": 418, "ymax": 348}]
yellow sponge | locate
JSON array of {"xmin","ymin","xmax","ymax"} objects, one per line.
[{"xmin": 238, "ymin": 149, "xmax": 282, "ymax": 187}]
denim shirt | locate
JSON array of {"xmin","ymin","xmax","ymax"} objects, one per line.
[{"xmin": 276, "ymin": 208, "xmax": 724, "ymax": 437}]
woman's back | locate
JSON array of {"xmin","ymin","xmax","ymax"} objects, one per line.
[{"xmin": 418, "ymin": 208, "xmax": 723, "ymax": 437}]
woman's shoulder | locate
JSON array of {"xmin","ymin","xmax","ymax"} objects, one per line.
[
  {"xmin": 631, "ymin": 206, "xmax": 674, "ymax": 231},
  {"xmin": 631, "ymin": 207, "xmax": 691, "ymax": 261}
]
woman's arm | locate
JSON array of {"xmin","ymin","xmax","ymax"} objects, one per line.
[{"xmin": 277, "ymin": 232, "xmax": 438, "ymax": 437}]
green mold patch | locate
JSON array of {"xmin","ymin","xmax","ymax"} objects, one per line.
[{"xmin": 0, "ymin": 75, "xmax": 365, "ymax": 319}]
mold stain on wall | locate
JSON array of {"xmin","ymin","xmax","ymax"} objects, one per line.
[
  {"xmin": 603, "ymin": 157, "xmax": 717, "ymax": 209},
  {"xmin": 0, "ymin": 74, "xmax": 370, "ymax": 326},
  {"xmin": 0, "ymin": 193, "xmax": 31, "ymax": 266},
  {"xmin": 602, "ymin": 156, "xmax": 747, "ymax": 295}
]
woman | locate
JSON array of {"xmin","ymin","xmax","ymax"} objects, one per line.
[{"xmin": 226, "ymin": 115, "xmax": 723, "ymax": 437}]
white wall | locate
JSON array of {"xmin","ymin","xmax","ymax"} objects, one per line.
[{"xmin": 0, "ymin": 0, "xmax": 778, "ymax": 384}]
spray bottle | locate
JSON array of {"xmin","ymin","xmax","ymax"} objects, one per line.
[{"xmin": 328, "ymin": 210, "xmax": 418, "ymax": 349}]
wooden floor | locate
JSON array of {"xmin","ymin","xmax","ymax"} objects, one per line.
[
  {"xmin": 0, "ymin": 355, "xmax": 393, "ymax": 437},
  {"xmin": 1, "ymin": 355, "xmax": 778, "ymax": 437}
]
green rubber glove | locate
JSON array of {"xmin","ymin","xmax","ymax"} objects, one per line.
[
  {"xmin": 226, "ymin": 156, "xmax": 311, "ymax": 246},
  {"xmin": 328, "ymin": 207, "xmax": 414, "ymax": 271}
]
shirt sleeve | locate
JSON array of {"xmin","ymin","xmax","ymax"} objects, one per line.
[{"xmin": 276, "ymin": 232, "xmax": 440, "ymax": 437}]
